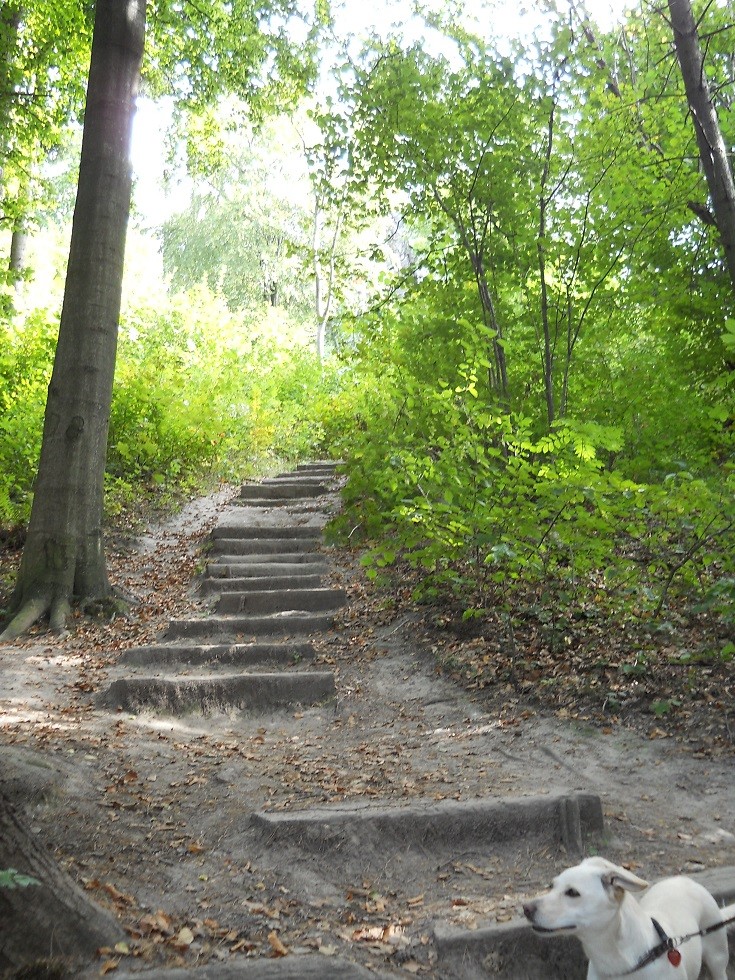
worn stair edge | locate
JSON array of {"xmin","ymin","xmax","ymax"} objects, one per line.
[
  {"xmin": 434, "ymin": 918, "xmax": 585, "ymax": 980},
  {"xmin": 210, "ymin": 537, "xmax": 321, "ymax": 555},
  {"xmin": 251, "ymin": 792, "xmax": 603, "ymax": 856},
  {"xmin": 432, "ymin": 866, "xmax": 735, "ymax": 980},
  {"xmin": 232, "ymin": 498, "xmax": 326, "ymax": 509},
  {"xmin": 211, "ymin": 525, "xmax": 321, "ymax": 540},
  {"xmin": 216, "ymin": 587, "xmax": 347, "ymax": 615},
  {"xmin": 165, "ymin": 611, "xmax": 334, "ymax": 640},
  {"xmin": 98, "ymin": 671, "xmax": 336, "ymax": 714},
  {"xmin": 297, "ymin": 460, "xmax": 343, "ymax": 471},
  {"xmin": 118, "ymin": 641, "xmax": 316, "ymax": 668},
  {"xmin": 206, "ymin": 556, "xmax": 329, "ymax": 570},
  {"xmin": 239, "ymin": 484, "xmax": 328, "ymax": 500},
  {"xmin": 201, "ymin": 574, "xmax": 325, "ymax": 594},
  {"xmin": 108, "ymin": 953, "xmax": 388, "ymax": 979},
  {"xmin": 269, "ymin": 473, "xmax": 335, "ymax": 483}
]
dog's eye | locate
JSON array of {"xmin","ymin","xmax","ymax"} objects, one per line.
[{"xmin": 565, "ymin": 888, "xmax": 581, "ymax": 898}]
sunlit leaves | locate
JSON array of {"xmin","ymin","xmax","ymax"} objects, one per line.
[{"xmin": 0, "ymin": 1, "xmax": 91, "ymax": 238}]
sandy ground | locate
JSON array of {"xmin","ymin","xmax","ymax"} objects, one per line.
[{"xmin": 0, "ymin": 484, "xmax": 734, "ymax": 976}]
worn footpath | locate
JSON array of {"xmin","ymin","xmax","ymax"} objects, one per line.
[{"xmin": 0, "ymin": 464, "xmax": 734, "ymax": 978}]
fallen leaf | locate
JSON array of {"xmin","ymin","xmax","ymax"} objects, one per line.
[
  {"xmin": 102, "ymin": 882, "xmax": 136, "ymax": 906},
  {"xmin": 268, "ymin": 931, "xmax": 288, "ymax": 957},
  {"xmin": 172, "ymin": 926, "xmax": 195, "ymax": 950}
]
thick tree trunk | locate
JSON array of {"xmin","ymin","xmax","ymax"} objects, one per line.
[
  {"xmin": 1, "ymin": 0, "xmax": 146, "ymax": 641},
  {"xmin": 668, "ymin": 0, "xmax": 735, "ymax": 298},
  {"xmin": 0, "ymin": 789, "xmax": 124, "ymax": 972}
]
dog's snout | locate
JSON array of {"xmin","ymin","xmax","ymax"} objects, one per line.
[{"xmin": 523, "ymin": 901, "xmax": 537, "ymax": 922}]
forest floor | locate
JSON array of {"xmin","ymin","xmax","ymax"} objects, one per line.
[{"xmin": 0, "ymin": 479, "xmax": 734, "ymax": 977}]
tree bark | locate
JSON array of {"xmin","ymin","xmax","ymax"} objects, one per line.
[
  {"xmin": 668, "ymin": 0, "xmax": 735, "ymax": 299},
  {"xmin": 0, "ymin": 788, "xmax": 124, "ymax": 971},
  {"xmin": 9, "ymin": 219, "xmax": 28, "ymax": 289},
  {"xmin": 538, "ymin": 97, "xmax": 556, "ymax": 427},
  {"xmin": 1, "ymin": 0, "xmax": 146, "ymax": 641}
]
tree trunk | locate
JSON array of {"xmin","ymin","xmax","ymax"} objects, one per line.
[
  {"xmin": 0, "ymin": 788, "xmax": 124, "ymax": 972},
  {"xmin": 1, "ymin": 0, "xmax": 146, "ymax": 642},
  {"xmin": 538, "ymin": 97, "xmax": 556, "ymax": 427},
  {"xmin": 9, "ymin": 219, "xmax": 28, "ymax": 289},
  {"xmin": 471, "ymin": 253, "xmax": 508, "ymax": 401},
  {"xmin": 312, "ymin": 192, "xmax": 343, "ymax": 363},
  {"xmin": 668, "ymin": 0, "xmax": 735, "ymax": 299}
]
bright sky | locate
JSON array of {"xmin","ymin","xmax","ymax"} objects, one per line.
[{"xmin": 130, "ymin": 0, "xmax": 634, "ymax": 224}]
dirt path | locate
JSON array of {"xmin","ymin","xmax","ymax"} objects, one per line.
[{"xmin": 0, "ymin": 471, "xmax": 734, "ymax": 977}]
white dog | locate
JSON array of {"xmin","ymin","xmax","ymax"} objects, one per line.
[{"xmin": 523, "ymin": 856, "xmax": 734, "ymax": 979}]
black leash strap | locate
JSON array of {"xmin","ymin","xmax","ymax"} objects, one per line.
[
  {"xmin": 614, "ymin": 918, "xmax": 681, "ymax": 975},
  {"xmin": 608, "ymin": 909, "xmax": 735, "ymax": 977}
]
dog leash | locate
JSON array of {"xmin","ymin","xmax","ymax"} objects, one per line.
[{"xmin": 610, "ymin": 910, "xmax": 735, "ymax": 976}]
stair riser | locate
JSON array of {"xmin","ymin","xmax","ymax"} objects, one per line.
[
  {"xmin": 119, "ymin": 642, "xmax": 315, "ymax": 668},
  {"xmin": 211, "ymin": 525, "xmax": 320, "ymax": 540},
  {"xmin": 240, "ymin": 484, "xmax": 327, "ymax": 500},
  {"xmin": 211, "ymin": 538, "xmax": 320, "ymax": 555},
  {"xmin": 100, "ymin": 672, "xmax": 336, "ymax": 714},
  {"xmin": 166, "ymin": 613, "xmax": 333, "ymax": 639},
  {"xmin": 201, "ymin": 575, "xmax": 324, "ymax": 594},
  {"xmin": 216, "ymin": 588, "xmax": 346, "ymax": 615}
]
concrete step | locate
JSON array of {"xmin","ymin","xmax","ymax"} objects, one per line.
[
  {"xmin": 239, "ymin": 483, "xmax": 328, "ymax": 501},
  {"xmin": 98, "ymin": 671, "xmax": 335, "ymax": 714},
  {"xmin": 232, "ymin": 499, "xmax": 320, "ymax": 509},
  {"xmin": 165, "ymin": 611, "xmax": 333, "ymax": 640},
  {"xmin": 216, "ymin": 587, "xmax": 346, "ymax": 615},
  {"xmin": 112, "ymin": 953, "xmax": 387, "ymax": 979},
  {"xmin": 269, "ymin": 473, "xmax": 333, "ymax": 483},
  {"xmin": 297, "ymin": 461, "xmax": 342, "ymax": 473},
  {"xmin": 252, "ymin": 792, "xmax": 603, "ymax": 858},
  {"xmin": 211, "ymin": 525, "xmax": 320, "ymax": 540},
  {"xmin": 210, "ymin": 537, "xmax": 321, "ymax": 556},
  {"xmin": 118, "ymin": 641, "xmax": 315, "ymax": 668},
  {"xmin": 201, "ymin": 574, "xmax": 325, "ymax": 595},
  {"xmin": 207, "ymin": 551, "xmax": 327, "ymax": 578}
]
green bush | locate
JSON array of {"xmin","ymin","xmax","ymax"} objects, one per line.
[
  {"xmin": 0, "ymin": 310, "xmax": 56, "ymax": 525},
  {"xmin": 1, "ymin": 285, "xmax": 343, "ymax": 529},
  {"xmin": 327, "ymin": 296, "xmax": 735, "ymax": 626}
]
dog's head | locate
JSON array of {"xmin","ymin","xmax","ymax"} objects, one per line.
[{"xmin": 523, "ymin": 857, "xmax": 649, "ymax": 935}]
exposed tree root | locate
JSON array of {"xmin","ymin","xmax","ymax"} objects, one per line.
[
  {"xmin": 49, "ymin": 597, "xmax": 71, "ymax": 634},
  {"xmin": 82, "ymin": 594, "xmax": 129, "ymax": 620},
  {"xmin": 1, "ymin": 591, "xmax": 130, "ymax": 642},
  {"xmin": 0, "ymin": 598, "xmax": 51, "ymax": 643},
  {"xmin": 0, "ymin": 788, "xmax": 124, "ymax": 970}
]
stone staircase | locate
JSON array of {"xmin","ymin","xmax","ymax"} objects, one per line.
[{"xmin": 99, "ymin": 462, "xmax": 344, "ymax": 716}]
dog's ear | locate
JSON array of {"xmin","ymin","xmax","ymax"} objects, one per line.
[{"xmin": 601, "ymin": 865, "xmax": 649, "ymax": 897}]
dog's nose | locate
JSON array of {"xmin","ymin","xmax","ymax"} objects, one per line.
[{"xmin": 523, "ymin": 902, "xmax": 537, "ymax": 921}]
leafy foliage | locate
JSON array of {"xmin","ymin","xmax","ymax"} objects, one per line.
[
  {"xmin": 0, "ymin": 868, "xmax": 40, "ymax": 890},
  {"xmin": 318, "ymin": 1, "xmax": 735, "ymax": 638},
  {"xmin": 329, "ymin": 298, "xmax": 734, "ymax": 628},
  {"xmin": 0, "ymin": 288, "xmax": 339, "ymax": 527},
  {"xmin": 160, "ymin": 113, "xmax": 314, "ymax": 314}
]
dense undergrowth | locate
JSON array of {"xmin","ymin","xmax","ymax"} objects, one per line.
[
  {"xmin": 322, "ymin": 297, "xmax": 734, "ymax": 744},
  {"xmin": 0, "ymin": 283, "xmax": 339, "ymax": 538}
]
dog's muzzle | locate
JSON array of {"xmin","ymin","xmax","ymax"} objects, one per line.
[{"xmin": 523, "ymin": 902, "xmax": 577, "ymax": 933}]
